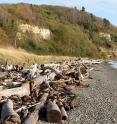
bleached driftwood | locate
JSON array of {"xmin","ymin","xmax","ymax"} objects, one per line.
[
  {"xmin": 78, "ymin": 67, "xmax": 84, "ymax": 81},
  {"xmin": 23, "ymin": 92, "xmax": 49, "ymax": 124},
  {"xmin": 0, "ymin": 81, "xmax": 23, "ymax": 88},
  {"xmin": 0, "ymin": 72, "xmax": 8, "ymax": 79},
  {"xmin": 1, "ymin": 99, "xmax": 21, "ymax": 124},
  {"xmin": 31, "ymin": 75, "xmax": 47, "ymax": 88},
  {"xmin": 0, "ymin": 82, "xmax": 30, "ymax": 98},
  {"xmin": 58, "ymin": 101, "xmax": 68, "ymax": 120},
  {"xmin": 26, "ymin": 64, "xmax": 38, "ymax": 79},
  {"xmin": 44, "ymin": 80, "xmax": 53, "ymax": 90},
  {"xmin": 30, "ymin": 75, "xmax": 47, "ymax": 97},
  {"xmin": 42, "ymin": 66, "xmax": 65, "ymax": 79}
]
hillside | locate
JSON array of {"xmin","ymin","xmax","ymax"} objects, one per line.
[{"xmin": 0, "ymin": 3, "xmax": 117, "ymax": 58}]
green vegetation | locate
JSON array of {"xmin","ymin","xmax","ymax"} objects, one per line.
[{"xmin": 0, "ymin": 3, "xmax": 117, "ymax": 59}]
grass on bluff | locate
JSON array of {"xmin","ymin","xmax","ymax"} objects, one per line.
[{"xmin": 0, "ymin": 47, "xmax": 77, "ymax": 65}]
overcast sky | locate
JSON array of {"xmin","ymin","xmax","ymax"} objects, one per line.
[{"xmin": 0, "ymin": 0, "xmax": 117, "ymax": 26}]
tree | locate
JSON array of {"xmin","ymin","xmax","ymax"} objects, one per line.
[
  {"xmin": 103, "ymin": 18, "xmax": 110, "ymax": 29},
  {"xmin": 81, "ymin": 6, "xmax": 85, "ymax": 12}
]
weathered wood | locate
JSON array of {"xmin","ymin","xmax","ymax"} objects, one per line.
[
  {"xmin": 42, "ymin": 66, "xmax": 65, "ymax": 79},
  {"xmin": 0, "ymin": 82, "xmax": 30, "ymax": 98},
  {"xmin": 0, "ymin": 81, "xmax": 22, "ymax": 88},
  {"xmin": 58, "ymin": 101, "xmax": 68, "ymax": 120},
  {"xmin": 0, "ymin": 59, "xmax": 94, "ymax": 123},
  {"xmin": 0, "ymin": 99, "xmax": 7, "ymax": 104},
  {"xmin": 30, "ymin": 75, "xmax": 47, "ymax": 97},
  {"xmin": 51, "ymin": 79, "xmax": 71, "ymax": 84},
  {"xmin": 46, "ymin": 100, "xmax": 62, "ymax": 123},
  {"xmin": 23, "ymin": 92, "xmax": 48, "ymax": 124},
  {"xmin": 23, "ymin": 110, "xmax": 39, "ymax": 124},
  {"xmin": 15, "ymin": 106, "xmax": 26, "ymax": 113},
  {"xmin": 47, "ymin": 72, "xmax": 57, "ymax": 81},
  {"xmin": 78, "ymin": 67, "xmax": 84, "ymax": 81},
  {"xmin": 0, "ymin": 72, "xmax": 8, "ymax": 79},
  {"xmin": 25, "ymin": 64, "xmax": 38, "ymax": 80},
  {"xmin": 0, "ymin": 86, "xmax": 5, "ymax": 91},
  {"xmin": 30, "ymin": 75, "xmax": 47, "ymax": 90},
  {"xmin": 21, "ymin": 109, "xmax": 29, "ymax": 121},
  {"xmin": 44, "ymin": 80, "xmax": 53, "ymax": 90},
  {"xmin": 1, "ymin": 99, "xmax": 21, "ymax": 124},
  {"xmin": 51, "ymin": 79, "xmax": 70, "ymax": 90}
]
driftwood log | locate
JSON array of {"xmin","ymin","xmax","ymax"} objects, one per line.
[
  {"xmin": 42, "ymin": 66, "xmax": 65, "ymax": 79},
  {"xmin": 0, "ymin": 82, "xmax": 22, "ymax": 88},
  {"xmin": 46, "ymin": 100, "xmax": 62, "ymax": 123},
  {"xmin": 58, "ymin": 101, "xmax": 68, "ymax": 120},
  {"xmin": 30, "ymin": 75, "xmax": 47, "ymax": 97},
  {"xmin": 23, "ymin": 92, "xmax": 49, "ymax": 124},
  {"xmin": 0, "ymin": 82, "xmax": 30, "ymax": 98},
  {"xmin": 0, "ymin": 59, "xmax": 96, "ymax": 123},
  {"xmin": 1, "ymin": 99, "xmax": 21, "ymax": 124},
  {"xmin": 0, "ymin": 72, "xmax": 8, "ymax": 79}
]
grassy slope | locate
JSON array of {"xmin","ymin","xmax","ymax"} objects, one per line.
[{"xmin": 0, "ymin": 47, "xmax": 77, "ymax": 65}]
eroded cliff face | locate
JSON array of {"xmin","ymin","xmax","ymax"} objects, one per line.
[
  {"xmin": 99, "ymin": 32, "xmax": 111, "ymax": 42},
  {"xmin": 19, "ymin": 24, "xmax": 51, "ymax": 40}
]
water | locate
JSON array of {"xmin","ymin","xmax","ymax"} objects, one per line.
[{"xmin": 108, "ymin": 60, "xmax": 117, "ymax": 69}]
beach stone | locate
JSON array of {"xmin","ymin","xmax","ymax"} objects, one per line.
[{"xmin": 42, "ymin": 63, "xmax": 117, "ymax": 124}]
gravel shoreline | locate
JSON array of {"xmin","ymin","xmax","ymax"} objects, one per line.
[
  {"xmin": 41, "ymin": 62, "xmax": 117, "ymax": 124},
  {"xmin": 41, "ymin": 63, "xmax": 117, "ymax": 124},
  {"xmin": 1, "ymin": 62, "xmax": 116, "ymax": 124},
  {"xmin": 63, "ymin": 62, "xmax": 117, "ymax": 124}
]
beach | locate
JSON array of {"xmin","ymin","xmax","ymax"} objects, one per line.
[
  {"xmin": 1, "ymin": 61, "xmax": 117, "ymax": 124},
  {"xmin": 65, "ymin": 62, "xmax": 117, "ymax": 124}
]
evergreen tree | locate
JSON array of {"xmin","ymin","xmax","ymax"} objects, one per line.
[{"xmin": 81, "ymin": 6, "xmax": 85, "ymax": 12}]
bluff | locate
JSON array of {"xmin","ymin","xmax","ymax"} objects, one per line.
[{"xmin": 0, "ymin": 3, "xmax": 117, "ymax": 58}]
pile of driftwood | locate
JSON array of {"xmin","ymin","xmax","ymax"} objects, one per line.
[{"xmin": 0, "ymin": 59, "xmax": 103, "ymax": 124}]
